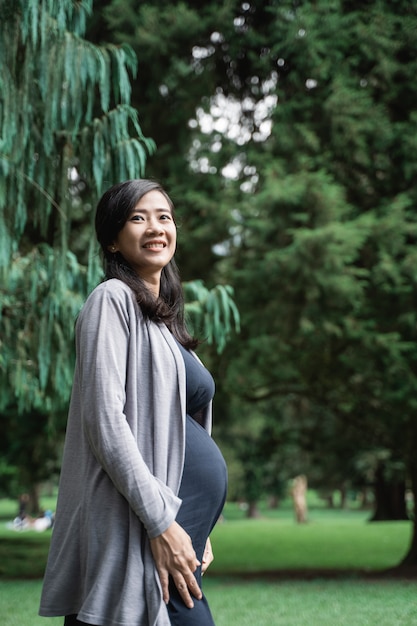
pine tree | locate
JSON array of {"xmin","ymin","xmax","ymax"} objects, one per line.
[
  {"xmin": 0, "ymin": 0, "xmax": 155, "ymax": 411},
  {"xmin": 0, "ymin": 0, "xmax": 155, "ymax": 505},
  {"xmin": 0, "ymin": 1, "xmax": 239, "ymax": 506}
]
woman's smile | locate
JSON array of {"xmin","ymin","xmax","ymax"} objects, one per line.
[
  {"xmin": 111, "ymin": 190, "xmax": 177, "ymax": 288},
  {"xmin": 143, "ymin": 240, "xmax": 167, "ymax": 249}
]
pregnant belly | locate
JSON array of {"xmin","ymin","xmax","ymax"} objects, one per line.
[{"xmin": 176, "ymin": 415, "xmax": 227, "ymax": 545}]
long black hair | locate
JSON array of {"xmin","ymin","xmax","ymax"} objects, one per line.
[{"xmin": 95, "ymin": 179, "xmax": 197, "ymax": 349}]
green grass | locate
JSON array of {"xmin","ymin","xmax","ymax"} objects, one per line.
[
  {"xmin": 0, "ymin": 532, "xmax": 52, "ymax": 578},
  {"xmin": 0, "ymin": 495, "xmax": 415, "ymax": 626},
  {"xmin": 0, "ymin": 581, "xmax": 62, "ymax": 626},
  {"xmin": 203, "ymin": 578, "xmax": 417, "ymax": 626},
  {"xmin": 210, "ymin": 509, "xmax": 411, "ymax": 573},
  {"xmin": 1, "ymin": 578, "xmax": 417, "ymax": 626},
  {"xmin": 0, "ymin": 498, "xmax": 412, "ymax": 579},
  {"xmin": 0, "ymin": 498, "xmax": 54, "ymax": 579}
]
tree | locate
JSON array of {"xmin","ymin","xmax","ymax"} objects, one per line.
[
  {"xmin": 0, "ymin": 0, "xmax": 239, "ymax": 507},
  {"xmin": 0, "ymin": 0, "xmax": 154, "ymax": 410},
  {"xmin": 94, "ymin": 2, "xmax": 417, "ymax": 558},
  {"xmin": 89, "ymin": 0, "xmax": 267, "ymax": 282},
  {"xmin": 213, "ymin": 1, "xmax": 417, "ymax": 561},
  {"xmin": 0, "ymin": 0, "xmax": 154, "ymax": 507}
]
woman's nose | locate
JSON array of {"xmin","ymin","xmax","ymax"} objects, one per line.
[{"xmin": 146, "ymin": 220, "xmax": 163, "ymax": 234}]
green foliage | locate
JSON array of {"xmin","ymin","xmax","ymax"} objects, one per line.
[
  {"xmin": 184, "ymin": 280, "xmax": 240, "ymax": 352},
  {"xmin": 0, "ymin": 246, "xmax": 87, "ymax": 413},
  {"xmin": 0, "ymin": 0, "xmax": 156, "ymax": 499},
  {"xmin": 201, "ymin": 1, "xmax": 417, "ymax": 533},
  {"xmin": 0, "ymin": 0, "xmax": 154, "ymax": 412},
  {"xmin": 0, "ymin": 0, "xmax": 241, "ymax": 503},
  {"xmin": 96, "ymin": 0, "xmax": 243, "ymax": 281},
  {"xmin": 0, "ymin": 0, "xmax": 154, "ymax": 264}
]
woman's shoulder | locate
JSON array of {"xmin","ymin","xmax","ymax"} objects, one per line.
[
  {"xmin": 86, "ymin": 278, "xmax": 135, "ymax": 302},
  {"xmin": 81, "ymin": 279, "xmax": 139, "ymax": 319}
]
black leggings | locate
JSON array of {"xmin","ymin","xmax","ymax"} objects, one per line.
[{"xmin": 64, "ymin": 616, "xmax": 99, "ymax": 626}]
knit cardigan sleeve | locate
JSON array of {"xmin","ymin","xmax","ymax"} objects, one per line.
[{"xmin": 74, "ymin": 279, "xmax": 182, "ymax": 538}]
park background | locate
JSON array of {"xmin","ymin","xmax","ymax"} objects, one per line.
[{"xmin": 1, "ymin": 1, "xmax": 417, "ymax": 624}]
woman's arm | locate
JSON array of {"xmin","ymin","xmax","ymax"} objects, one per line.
[{"xmin": 76, "ymin": 282, "xmax": 181, "ymax": 537}]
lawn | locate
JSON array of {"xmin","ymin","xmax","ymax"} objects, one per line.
[
  {"xmin": 205, "ymin": 577, "xmax": 417, "ymax": 626},
  {"xmin": 0, "ymin": 496, "xmax": 415, "ymax": 625},
  {"xmin": 0, "ymin": 499, "xmax": 412, "ymax": 578},
  {"xmin": 210, "ymin": 505, "xmax": 411, "ymax": 573},
  {"xmin": 1, "ymin": 578, "xmax": 417, "ymax": 626}
]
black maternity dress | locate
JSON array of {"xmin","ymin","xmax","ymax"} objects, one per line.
[{"xmin": 167, "ymin": 342, "xmax": 228, "ymax": 626}]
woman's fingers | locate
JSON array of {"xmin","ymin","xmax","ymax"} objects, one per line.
[
  {"xmin": 172, "ymin": 573, "xmax": 202, "ymax": 608},
  {"xmin": 201, "ymin": 537, "xmax": 214, "ymax": 575},
  {"xmin": 157, "ymin": 568, "xmax": 170, "ymax": 605},
  {"xmin": 150, "ymin": 521, "xmax": 202, "ymax": 606}
]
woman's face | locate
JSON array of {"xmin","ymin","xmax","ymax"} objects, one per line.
[{"xmin": 111, "ymin": 190, "xmax": 177, "ymax": 284}]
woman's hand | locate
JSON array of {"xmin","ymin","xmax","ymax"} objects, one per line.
[
  {"xmin": 150, "ymin": 521, "xmax": 202, "ymax": 608},
  {"xmin": 201, "ymin": 537, "xmax": 214, "ymax": 575}
]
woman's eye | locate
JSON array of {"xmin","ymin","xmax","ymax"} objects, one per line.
[
  {"xmin": 160, "ymin": 214, "xmax": 172, "ymax": 220},
  {"xmin": 131, "ymin": 215, "xmax": 144, "ymax": 221}
]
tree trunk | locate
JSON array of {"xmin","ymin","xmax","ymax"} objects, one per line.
[
  {"xmin": 247, "ymin": 501, "xmax": 261, "ymax": 518},
  {"xmin": 340, "ymin": 486, "xmax": 348, "ymax": 509},
  {"xmin": 28, "ymin": 483, "xmax": 41, "ymax": 515},
  {"xmin": 268, "ymin": 495, "xmax": 279, "ymax": 509},
  {"xmin": 398, "ymin": 456, "xmax": 417, "ymax": 568},
  {"xmin": 359, "ymin": 488, "xmax": 373, "ymax": 510},
  {"xmin": 326, "ymin": 494, "xmax": 335, "ymax": 508},
  {"xmin": 369, "ymin": 464, "xmax": 408, "ymax": 522}
]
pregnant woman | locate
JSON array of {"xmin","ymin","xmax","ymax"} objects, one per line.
[{"xmin": 39, "ymin": 179, "xmax": 228, "ymax": 626}]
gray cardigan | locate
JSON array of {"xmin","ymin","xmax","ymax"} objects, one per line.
[{"xmin": 39, "ymin": 279, "xmax": 212, "ymax": 626}]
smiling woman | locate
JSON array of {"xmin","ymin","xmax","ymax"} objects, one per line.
[
  {"xmin": 94, "ymin": 179, "xmax": 189, "ymax": 343},
  {"xmin": 39, "ymin": 179, "xmax": 228, "ymax": 626},
  {"xmin": 110, "ymin": 190, "xmax": 177, "ymax": 296}
]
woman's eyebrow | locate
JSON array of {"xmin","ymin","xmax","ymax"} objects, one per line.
[{"xmin": 131, "ymin": 207, "xmax": 171, "ymax": 213}]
